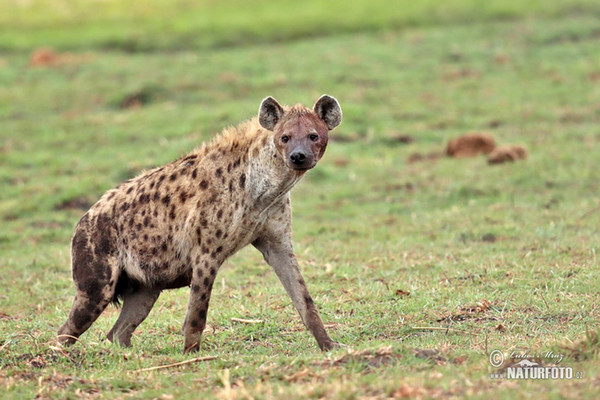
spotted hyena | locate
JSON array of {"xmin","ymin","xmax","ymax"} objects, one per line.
[{"xmin": 57, "ymin": 95, "xmax": 342, "ymax": 353}]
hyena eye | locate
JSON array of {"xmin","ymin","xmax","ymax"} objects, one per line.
[
  {"xmin": 281, "ymin": 135, "xmax": 290, "ymax": 143},
  {"xmin": 309, "ymin": 134, "xmax": 319, "ymax": 141}
]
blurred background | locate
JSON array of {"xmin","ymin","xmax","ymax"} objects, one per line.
[{"xmin": 1, "ymin": 1, "xmax": 600, "ymax": 397}]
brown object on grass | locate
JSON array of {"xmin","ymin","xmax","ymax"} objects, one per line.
[
  {"xmin": 30, "ymin": 48, "xmax": 61, "ymax": 67},
  {"xmin": 487, "ymin": 144, "xmax": 528, "ymax": 164},
  {"xmin": 446, "ymin": 133, "xmax": 496, "ymax": 158},
  {"xmin": 29, "ymin": 48, "xmax": 91, "ymax": 67}
]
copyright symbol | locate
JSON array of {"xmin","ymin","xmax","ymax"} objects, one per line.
[{"xmin": 489, "ymin": 350, "xmax": 504, "ymax": 367}]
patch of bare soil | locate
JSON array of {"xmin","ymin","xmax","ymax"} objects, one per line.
[
  {"xmin": 54, "ymin": 196, "xmax": 93, "ymax": 211},
  {"xmin": 29, "ymin": 48, "xmax": 91, "ymax": 68},
  {"xmin": 406, "ymin": 151, "xmax": 443, "ymax": 164},
  {"xmin": 315, "ymin": 346, "xmax": 402, "ymax": 370},
  {"xmin": 437, "ymin": 299, "xmax": 496, "ymax": 323},
  {"xmin": 0, "ymin": 311, "xmax": 15, "ymax": 320}
]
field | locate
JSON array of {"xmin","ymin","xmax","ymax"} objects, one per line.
[{"xmin": 1, "ymin": 0, "xmax": 600, "ymax": 398}]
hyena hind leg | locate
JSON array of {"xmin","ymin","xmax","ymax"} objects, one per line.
[
  {"xmin": 107, "ymin": 287, "xmax": 160, "ymax": 347},
  {"xmin": 57, "ymin": 281, "xmax": 117, "ymax": 345},
  {"xmin": 57, "ymin": 228, "xmax": 119, "ymax": 345}
]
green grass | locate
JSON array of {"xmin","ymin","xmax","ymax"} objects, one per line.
[
  {"xmin": 1, "ymin": 0, "xmax": 600, "ymax": 398},
  {"xmin": 1, "ymin": 0, "xmax": 600, "ymax": 51}
]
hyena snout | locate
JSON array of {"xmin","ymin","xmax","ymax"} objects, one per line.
[{"xmin": 289, "ymin": 148, "xmax": 314, "ymax": 169}]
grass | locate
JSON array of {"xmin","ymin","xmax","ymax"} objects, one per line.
[
  {"xmin": 1, "ymin": 0, "xmax": 600, "ymax": 51},
  {"xmin": 1, "ymin": 0, "xmax": 600, "ymax": 398}
]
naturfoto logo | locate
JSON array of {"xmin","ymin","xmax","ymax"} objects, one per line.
[{"xmin": 488, "ymin": 350, "xmax": 583, "ymax": 380}]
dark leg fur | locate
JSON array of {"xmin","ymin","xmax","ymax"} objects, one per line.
[
  {"xmin": 107, "ymin": 286, "xmax": 160, "ymax": 347},
  {"xmin": 58, "ymin": 225, "xmax": 118, "ymax": 345},
  {"xmin": 57, "ymin": 286, "xmax": 115, "ymax": 345}
]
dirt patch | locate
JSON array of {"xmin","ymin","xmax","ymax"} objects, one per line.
[
  {"xmin": 481, "ymin": 233, "xmax": 497, "ymax": 243},
  {"xmin": 330, "ymin": 132, "xmax": 361, "ymax": 142},
  {"xmin": 446, "ymin": 133, "xmax": 496, "ymax": 158},
  {"xmin": 406, "ymin": 151, "xmax": 443, "ymax": 164},
  {"xmin": 384, "ymin": 133, "xmax": 415, "ymax": 145},
  {"xmin": 14, "ymin": 352, "xmax": 59, "ymax": 369},
  {"xmin": 29, "ymin": 48, "xmax": 91, "ymax": 68},
  {"xmin": 118, "ymin": 85, "xmax": 167, "ymax": 109},
  {"xmin": 437, "ymin": 299, "xmax": 495, "ymax": 323},
  {"xmin": 414, "ymin": 348, "xmax": 446, "ymax": 364},
  {"xmin": 0, "ymin": 311, "xmax": 15, "ymax": 320},
  {"xmin": 487, "ymin": 144, "xmax": 528, "ymax": 164},
  {"xmin": 315, "ymin": 346, "xmax": 402, "ymax": 370},
  {"xmin": 383, "ymin": 182, "xmax": 415, "ymax": 194},
  {"xmin": 55, "ymin": 196, "xmax": 93, "ymax": 211}
]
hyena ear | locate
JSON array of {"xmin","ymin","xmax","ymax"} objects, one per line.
[
  {"xmin": 258, "ymin": 96, "xmax": 285, "ymax": 131},
  {"xmin": 313, "ymin": 94, "xmax": 342, "ymax": 130}
]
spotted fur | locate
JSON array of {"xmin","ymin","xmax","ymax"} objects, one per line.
[{"xmin": 58, "ymin": 95, "xmax": 342, "ymax": 353}]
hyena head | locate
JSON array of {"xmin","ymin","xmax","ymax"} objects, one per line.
[{"xmin": 258, "ymin": 95, "xmax": 342, "ymax": 171}]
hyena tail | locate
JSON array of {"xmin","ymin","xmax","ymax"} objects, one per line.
[{"xmin": 111, "ymin": 270, "xmax": 139, "ymax": 307}]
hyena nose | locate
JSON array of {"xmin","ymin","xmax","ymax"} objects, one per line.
[{"xmin": 290, "ymin": 151, "xmax": 306, "ymax": 164}]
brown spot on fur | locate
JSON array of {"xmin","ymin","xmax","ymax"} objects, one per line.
[
  {"xmin": 239, "ymin": 173, "xmax": 246, "ymax": 189},
  {"xmin": 215, "ymin": 168, "xmax": 222, "ymax": 178},
  {"xmin": 139, "ymin": 193, "xmax": 150, "ymax": 204},
  {"xmin": 199, "ymin": 180, "xmax": 208, "ymax": 190},
  {"xmin": 179, "ymin": 192, "xmax": 188, "ymax": 204}
]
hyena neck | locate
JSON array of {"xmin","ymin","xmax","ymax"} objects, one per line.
[{"xmin": 247, "ymin": 135, "xmax": 303, "ymax": 210}]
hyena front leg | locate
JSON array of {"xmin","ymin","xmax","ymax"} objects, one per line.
[
  {"xmin": 182, "ymin": 253, "xmax": 222, "ymax": 353},
  {"xmin": 253, "ymin": 234, "xmax": 337, "ymax": 351}
]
